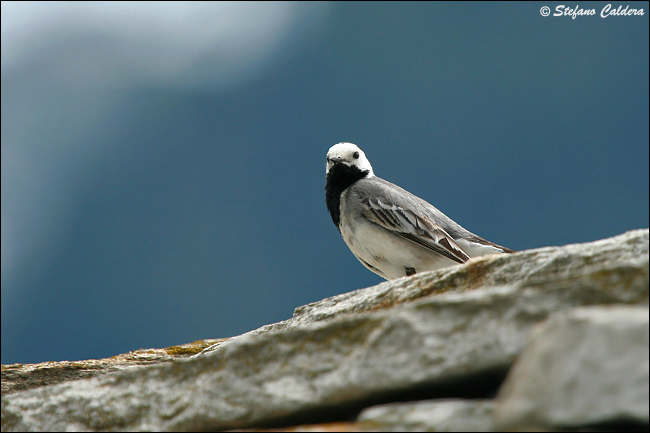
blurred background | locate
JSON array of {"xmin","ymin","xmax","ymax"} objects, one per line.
[{"xmin": 2, "ymin": 1, "xmax": 648, "ymax": 365}]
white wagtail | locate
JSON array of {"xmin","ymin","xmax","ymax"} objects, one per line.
[{"xmin": 325, "ymin": 142, "xmax": 514, "ymax": 280}]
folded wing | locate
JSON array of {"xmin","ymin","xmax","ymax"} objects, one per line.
[{"xmin": 361, "ymin": 197, "xmax": 471, "ymax": 264}]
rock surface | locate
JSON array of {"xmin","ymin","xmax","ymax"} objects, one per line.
[
  {"xmin": 358, "ymin": 399, "xmax": 495, "ymax": 432},
  {"xmin": 1, "ymin": 229, "xmax": 648, "ymax": 432},
  {"xmin": 494, "ymin": 305, "xmax": 649, "ymax": 430},
  {"xmin": 0, "ymin": 339, "xmax": 224, "ymax": 395}
]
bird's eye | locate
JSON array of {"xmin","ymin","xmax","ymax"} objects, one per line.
[{"xmin": 353, "ymin": 151, "xmax": 360, "ymax": 159}]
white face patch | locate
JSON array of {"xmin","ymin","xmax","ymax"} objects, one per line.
[{"xmin": 326, "ymin": 142, "xmax": 375, "ymax": 177}]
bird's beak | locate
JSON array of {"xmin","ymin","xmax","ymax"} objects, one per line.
[{"xmin": 327, "ymin": 155, "xmax": 344, "ymax": 164}]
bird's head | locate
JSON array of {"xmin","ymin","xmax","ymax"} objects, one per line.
[{"xmin": 325, "ymin": 142, "xmax": 374, "ymax": 178}]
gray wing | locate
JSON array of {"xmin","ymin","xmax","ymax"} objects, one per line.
[{"xmin": 360, "ymin": 195, "xmax": 471, "ymax": 264}]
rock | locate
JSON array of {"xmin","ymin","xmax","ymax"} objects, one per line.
[
  {"xmin": 286, "ymin": 228, "xmax": 649, "ymax": 327},
  {"xmin": 494, "ymin": 305, "xmax": 649, "ymax": 431},
  {"xmin": 357, "ymin": 399, "xmax": 495, "ymax": 432},
  {"xmin": 1, "ymin": 229, "xmax": 648, "ymax": 432},
  {"xmin": 0, "ymin": 339, "xmax": 224, "ymax": 395}
]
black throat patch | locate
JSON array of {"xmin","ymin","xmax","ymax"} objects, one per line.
[{"xmin": 325, "ymin": 163, "xmax": 369, "ymax": 229}]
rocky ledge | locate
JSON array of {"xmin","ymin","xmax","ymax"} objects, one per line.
[{"xmin": 2, "ymin": 229, "xmax": 648, "ymax": 432}]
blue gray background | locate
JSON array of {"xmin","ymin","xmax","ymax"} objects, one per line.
[{"xmin": 2, "ymin": 2, "xmax": 648, "ymax": 364}]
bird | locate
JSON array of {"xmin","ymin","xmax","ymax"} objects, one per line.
[{"xmin": 325, "ymin": 142, "xmax": 514, "ymax": 280}]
